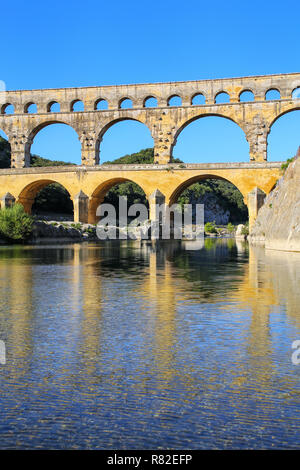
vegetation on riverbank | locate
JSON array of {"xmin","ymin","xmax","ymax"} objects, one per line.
[
  {"xmin": 281, "ymin": 157, "xmax": 294, "ymax": 172},
  {"xmin": 0, "ymin": 204, "xmax": 33, "ymax": 242}
]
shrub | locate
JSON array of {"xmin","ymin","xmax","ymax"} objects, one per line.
[
  {"xmin": 205, "ymin": 221, "xmax": 217, "ymax": 233},
  {"xmin": 281, "ymin": 157, "xmax": 294, "ymax": 172},
  {"xmin": 227, "ymin": 222, "xmax": 235, "ymax": 233},
  {"xmin": 241, "ymin": 222, "xmax": 249, "ymax": 236},
  {"xmin": 0, "ymin": 204, "xmax": 33, "ymax": 241},
  {"xmin": 71, "ymin": 223, "xmax": 82, "ymax": 230}
]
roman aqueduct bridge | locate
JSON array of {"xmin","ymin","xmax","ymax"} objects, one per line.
[{"xmin": 0, "ymin": 72, "xmax": 299, "ymax": 227}]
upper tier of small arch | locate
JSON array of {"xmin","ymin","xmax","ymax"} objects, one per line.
[{"xmin": 0, "ymin": 73, "xmax": 299, "ymax": 115}]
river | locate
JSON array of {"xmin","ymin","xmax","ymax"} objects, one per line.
[{"xmin": 0, "ymin": 239, "xmax": 299, "ymax": 449}]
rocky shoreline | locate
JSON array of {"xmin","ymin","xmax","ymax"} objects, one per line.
[{"xmin": 0, "ymin": 219, "xmax": 242, "ymax": 245}]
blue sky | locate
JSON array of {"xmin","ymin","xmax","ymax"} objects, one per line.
[{"xmin": 1, "ymin": 0, "xmax": 300, "ymax": 163}]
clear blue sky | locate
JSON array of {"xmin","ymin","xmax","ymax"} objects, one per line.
[{"xmin": 1, "ymin": 0, "xmax": 300, "ymax": 164}]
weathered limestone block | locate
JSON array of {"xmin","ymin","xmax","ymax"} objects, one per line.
[
  {"xmin": 152, "ymin": 117, "xmax": 177, "ymax": 164},
  {"xmin": 9, "ymin": 133, "xmax": 31, "ymax": 168},
  {"xmin": 79, "ymin": 130, "xmax": 100, "ymax": 166},
  {"xmin": 247, "ymin": 187, "xmax": 266, "ymax": 228},
  {"xmin": 149, "ymin": 189, "xmax": 166, "ymax": 238},
  {"xmin": 244, "ymin": 117, "xmax": 269, "ymax": 162},
  {"xmin": 235, "ymin": 224, "xmax": 246, "ymax": 240},
  {"xmin": 73, "ymin": 190, "xmax": 89, "ymax": 223},
  {"xmin": 1, "ymin": 192, "xmax": 15, "ymax": 209}
]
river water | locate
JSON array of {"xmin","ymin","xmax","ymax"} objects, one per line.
[{"xmin": 0, "ymin": 239, "xmax": 299, "ymax": 449}]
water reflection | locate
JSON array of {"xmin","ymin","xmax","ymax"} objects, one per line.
[{"xmin": 0, "ymin": 240, "xmax": 299, "ymax": 448}]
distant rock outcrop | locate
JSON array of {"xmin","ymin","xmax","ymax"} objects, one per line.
[
  {"xmin": 249, "ymin": 151, "xmax": 300, "ymax": 252},
  {"xmin": 191, "ymin": 193, "xmax": 230, "ymax": 225}
]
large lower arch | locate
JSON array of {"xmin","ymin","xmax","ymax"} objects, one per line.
[
  {"xmin": 97, "ymin": 117, "xmax": 154, "ymax": 164},
  {"xmin": 17, "ymin": 179, "xmax": 74, "ymax": 218},
  {"xmin": 171, "ymin": 113, "xmax": 249, "ymax": 163},
  {"xmin": 168, "ymin": 175, "xmax": 249, "ymax": 226},
  {"xmin": 27, "ymin": 121, "xmax": 81, "ymax": 165},
  {"xmin": 168, "ymin": 174, "xmax": 248, "ymax": 211},
  {"xmin": 88, "ymin": 177, "xmax": 149, "ymax": 224},
  {"xmin": 267, "ymin": 108, "xmax": 300, "ymax": 161}
]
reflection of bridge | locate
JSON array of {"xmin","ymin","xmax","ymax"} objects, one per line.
[
  {"xmin": 1, "ymin": 72, "xmax": 298, "ymax": 225},
  {"xmin": 2, "ymin": 240, "xmax": 300, "ymax": 388}
]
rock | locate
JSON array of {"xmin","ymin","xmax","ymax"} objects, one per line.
[
  {"xmin": 249, "ymin": 154, "xmax": 300, "ymax": 252},
  {"xmin": 235, "ymin": 224, "xmax": 246, "ymax": 239},
  {"xmin": 190, "ymin": 193, "xmax": 230, "ymax": 225},
  {"xmin": 31, "ymin": 221, "xmax": 82, "ymax": 241}
]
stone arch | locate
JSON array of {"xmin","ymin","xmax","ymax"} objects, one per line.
[
  {"xmin": 267, "ymin": 107, "xmax": 300, "ymax": 161},
  {"xmin": 96, "ymin": 116, "xmax": 153, "ymax": 163},
  {"xmin": 1, "ymin": 103, "xmax": 14, "ymax": 114},
  {"xmin": 88, "ymin": 177, "xmax": 149, "ymax": 223},
  {"xmin": 94, "ymin": 98, "xmax": 108, "ymax": 110},
  {"xmin": 292, "ymin": 87, "xmax": 300, "ymax": 99},
  {"xmin": 26, "ymin": 120, "xmax": 80, "ymax": 164},
  {"xmin": 47, "ymin": 101, "xmax": 60, "ymax": 112},
  {"xmin": 97, "ymin": 116, "xmax": 151, "ymax": 141},
  {"xmin": 17, "ymin": 178, "xmax": 74, "ymax": 215},
  {"xmin": 24, "ymin": 102, "xmax": 38, "ymax": 114},
  {"xmin": 265, "ymin": 88, "xmax": 281, "ymax": 100},
  {"xmin": 268, "ymin": 106, "xmax": 300, "ymax": 129},
  {"xmin": 119, "ymin": 97, "xmax": 134, "ymax": 109},
  {"xmin": 167, "ymin": 95, "xmax": 182, "ymax": 106},
  {"xmin": 215, "ymin": 91, "xmax": 230, "ymax": 104},
  {"xmin": 143, "ymin": 96, "xmax": 158, "ymax": 107},
  {"xmin": 191, "ymin": 93, "xmax": 206, "ymax": 105},
  {"xmin": 168, "ymin": 174, "xmax": 247, "ymax": 207},
  {"xmin": 171, "ymin": 112, "xmax": 248, "ymax": 161},
  {"xmin": 239, "ymin": 89, "xmax": 255, "ymax": 102},
  {"xmin": 70, "ymin": 99, "xmax": 84, "ymax": 112}
]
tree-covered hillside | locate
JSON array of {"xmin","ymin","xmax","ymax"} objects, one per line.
[
  {"xmin": 102, "ymin": 148, "xmax": 182, "ymax": 165},
  {"xmin": 0, "ymin": 136, "xmax": 11, "ymax": 168}
]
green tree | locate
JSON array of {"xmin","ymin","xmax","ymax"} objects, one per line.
[
  {"xmin": 0, "ymin": 204, "xmax": 33, "ymax": 241},
  {"xmin": 227, "ymin": 222, "xmax": 235, "ymax": 233},
  {"xmin": 205, "ymin": 221, "xmax": 217, "ymax": 233}
]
